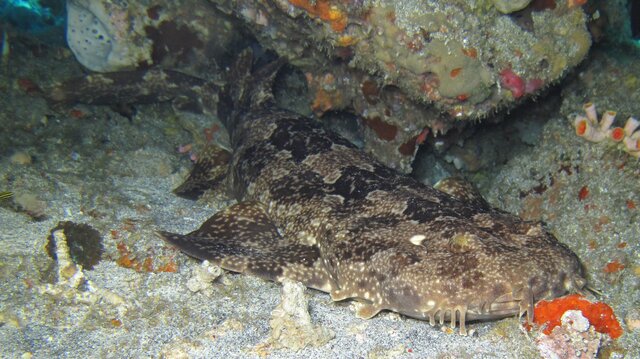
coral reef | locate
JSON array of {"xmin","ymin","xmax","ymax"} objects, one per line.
[
  {"xmin": 205, "ymin": 0, "xmax": 591, "ymax": 169},
  {"xmin": 61, "ymin": 0, "xmax": 593, "ymax": 171},
  {"xmin": 216, "ymin": 0, "xmax": 591, "ymax": 117}
]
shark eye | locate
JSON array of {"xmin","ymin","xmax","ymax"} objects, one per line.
[{"xmin": 409, "ymin": 234, "xmax": 426, "ymax": 245}]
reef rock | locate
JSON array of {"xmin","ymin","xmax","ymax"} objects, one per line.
[{"xmin": 64, "ymin": 0, "xmax": 592, "ymax": 171}]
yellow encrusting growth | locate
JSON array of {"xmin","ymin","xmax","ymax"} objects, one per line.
[{"xmin": 288, "ymin": 0, "xmax": 348, "ymax": 33}]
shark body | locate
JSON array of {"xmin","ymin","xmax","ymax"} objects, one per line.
[{"xmin": 159, "ymin": 51, "xmax": 586, "ymax": 334}]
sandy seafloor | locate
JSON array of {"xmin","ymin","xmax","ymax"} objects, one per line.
[{"xmin": 0, "ymin": 35, "xmax": 639, "ymax": 358}]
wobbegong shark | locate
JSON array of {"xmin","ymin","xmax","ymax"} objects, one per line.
[{"xmin": 156, "ymin": 50, "xmax": 586, "ymax": 335}]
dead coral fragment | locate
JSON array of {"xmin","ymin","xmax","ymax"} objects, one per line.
[
  {"xmin": 46, "ymin": 221, "xmax": 104, "ymax": 270},
  {"xmin": 9, "ymin": 151, "xmax": 32, "ymax": 165},
  {"xmin": 49, "ymin": 229, "xmax": 87, "ymax": 287},
  {"xmin": 13, "ymin": 192, "xmax": 47, "ymax": 220},
  {"xmin": 572, "ymin": 102, "xmax": 640, "ymax": 158},
  {"xmin": 492, "ymin": 0, "xmax": 532, "ymax": 14},
  {"xmin": 40, "ymin": 229, "xmax": 129, "ymax": 316},
  {"xmin": 186, "ymin": 260, "xmax": 223, "ymax": 296},
  {"xmin": 263, "ymin": 279, "xmax": 334, "ymax": 351},
  {"xmin": 535, "ymin": 309, "xmax": 605, "ymax": 359},
  {"xmin": 533, "ymin": 294, "xmax": 623, "ymax": 339}
]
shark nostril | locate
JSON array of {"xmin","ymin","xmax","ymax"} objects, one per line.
[{"xmin": 570, "ymin": 275, "xmax": 588, "ymax": 291}]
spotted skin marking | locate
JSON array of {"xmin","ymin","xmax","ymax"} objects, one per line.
[{"xmin": 159, "ymin": 51, "xmax": 586, "ymax": 335}]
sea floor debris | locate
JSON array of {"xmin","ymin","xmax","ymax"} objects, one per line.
[{"xmin": 259, "ymin": 280, "xmax": 334, "ymax": 352}]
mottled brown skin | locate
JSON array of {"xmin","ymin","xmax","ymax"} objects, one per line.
[
  {"xmin": 46, "ymin": 69, "xmax": 218, "ymax": 115},
  {"xmin": 159, "ymin": 51, "xmax": 586, "ymax": 334}
]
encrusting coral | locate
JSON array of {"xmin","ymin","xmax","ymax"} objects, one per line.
[
  {"xmin": 533, "ymin": 294, "xmax": 623, "ymax": 339},
  {"xmin": 573, "ymin": 102, "xmax": 640, "ymax": 158},
  {"xmin": 528, "ymin": 293, "xmax": 623, "ymax": 358}
]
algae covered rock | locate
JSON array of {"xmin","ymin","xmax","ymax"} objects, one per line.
[
  {"xmin": 66, "ymin": 0, "xmax": 244, "ymax": 73},
  {"xmin": 63, "ymin": 0, "xmax": 593, "ymax": 171},
  {"xmin": 208, "ymin": 0, "xmax": 592, "ymax": 170},
  {"xmin": 492, "ymin": 0, "xmax": 532, "ymax": 14}
]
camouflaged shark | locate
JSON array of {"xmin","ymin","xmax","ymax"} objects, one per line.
[{"xmin": 159, "ymin": 50, "xmax": 586, "ymax": 335}]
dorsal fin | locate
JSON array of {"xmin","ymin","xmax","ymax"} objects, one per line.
[
  {"xmin": 217, "ymin": 49, "xmax": 287, "ymax": 132},
  {"xmin": 173, "ymin": 144, "xmax": 231, "ymax": 200},
  {"xmin": 248, "ymin": 55, "xmax": 287, "ymax": 110}
]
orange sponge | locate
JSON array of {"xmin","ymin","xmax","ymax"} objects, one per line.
[{"xmin": 533, "ymin": 294, "xmax": 623, "ymax": 339}]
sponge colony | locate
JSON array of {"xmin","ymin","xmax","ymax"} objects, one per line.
[
  {"xmin": 66, "ymin": 0, "xmax": 152, "ymax": 72},
  {"xmin": 66, "ymin": 1, "xmax": 113, "ymax": 72},
  {"xmin": 492, "ymin": 0, "xmax": 532, "ymax": 14}
]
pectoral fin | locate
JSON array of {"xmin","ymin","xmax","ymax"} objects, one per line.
[
  {"xmin": 159, "ymin": 201, "xmax": 332, "ymax": 291},
  {"xmin": 173, "ymin": 144, "xmax": 231, "ymax": 200}
]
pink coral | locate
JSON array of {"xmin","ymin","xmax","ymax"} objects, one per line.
[
  {"xmin": 500, "ymin": 68, "xmax": 525, "ymax": 98},
  {"xmin": 500, "ymin": 68, "xmax": 543, "ymax": 98},
  {"xmin": 525, "ymin": 78, "xmax": 544, "ymax": 94}
]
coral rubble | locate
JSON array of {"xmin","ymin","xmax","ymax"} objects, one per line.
[
  {"xmin": 535, "ymin": 309, "xmax": 605, "ymax": 359},
  {"xmin": 262, "ymin": 279, "xmax": 334, "ymax": 351}
]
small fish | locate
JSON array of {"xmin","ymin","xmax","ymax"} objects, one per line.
[
  {"xmin": 155, "ymin": 50, "xmax": 587, "ymax": 335},
  {"xmin": 0, "ymin": 191, "xmax": 13, "ymax": 200}
]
